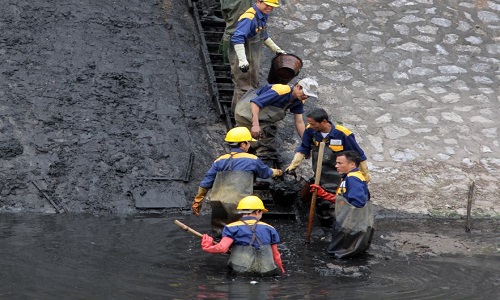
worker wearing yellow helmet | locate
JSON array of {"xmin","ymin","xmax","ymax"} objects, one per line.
[
  {"xmin": 200, "ymin": 196, "xmax": 285, "ymax": 276},
  {"xmin": 191, "ymin": 127, "xmax": 283, "ymax": 235},
  {"xmin": 228, "ymin": 0, "xmax": 286, "ymax": 113}
]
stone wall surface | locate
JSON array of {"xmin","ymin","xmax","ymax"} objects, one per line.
[{"xmin": 268, "ymin": 0, "xmax": 499, "ymax": 217}]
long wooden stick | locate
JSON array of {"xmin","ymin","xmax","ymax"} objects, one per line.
[
  {"xmin": 465, "ymin": 181, "xmax": 474, "ymax": 232},
  {"xmin": 305, "ymin": 141, "xmax": 326, "ymax": 243},
  {"xmin": 174, "ymin": 219, "xmax": 203, "ymax": 238}
]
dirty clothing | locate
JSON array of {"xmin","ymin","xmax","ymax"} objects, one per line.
[
  {"xmin": 200, "ymin": 148, "xmax": 273, "ymax": 233},
  {"xmin": 328, "ymin": 170, "xmax": 373, "ymax": 258},
  {"xmin": 337, "ymin": 169, "xmax": 370, "ymax": 208},
  {"xmin": 200, "ymin": 148, "xmax": 272, "ymax": 189},
  {"xmin": 220, "ymin": 0, "xmax": 253, "ymax": 64},
  {"xmin": 235, "ymin": 84, "xmax": 304, "ymax": 155},
  {"xmin": 296, "ymin": 124, "xmax": 366, "ymax": 227},
  {"xmin": 224, "ymin": 216, "xmax": 282, "ymax": 275},
  {"xmin": 228, "ymin": 4, "xmax": 269, "ymax": 113},
  {"xmin": 297, "ymin": 123, "xmax": 367, "ymax": 193}
]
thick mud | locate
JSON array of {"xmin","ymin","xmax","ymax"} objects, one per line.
[{"xmin": 0, "ymin": 0, "xmax": 226, "ymax": 214}]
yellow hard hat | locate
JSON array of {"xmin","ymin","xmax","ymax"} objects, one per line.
[
  {"xmin": 225, "ymin": 127, "xmax": 256, "ymax": 143},
  {"xmin": 262, "ymin": 0, "xmax": 279, "ymax": 8},
  {"xmin": 237, "ymin": 196, "xmax": 268, "ymax": 212}
]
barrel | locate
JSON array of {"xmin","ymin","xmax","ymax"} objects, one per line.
[{"xmin": 267, "ymin": 53, "xmax": 303, "ymax": 85}]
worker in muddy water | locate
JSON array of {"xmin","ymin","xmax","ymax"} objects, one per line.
[
  {"xmin": 219, "ymin": 0, "xmax": 253, "ymax": 65},
  {"xmin": 200, "ymin": 195, "xmax": 285, "ymax": 276},
  {"xmin": 310, "ymin": 150, "xmax": 374, "ymax": 258},
  {"xmin": 191, "ymin": 127, "xmax": 283, "ymax": 235},
  {"xmin": 285, "ymin": 108, "xmax": 369, "ymax": 230},
  {"xmin": 229, "ymin": 0, "xmax": 286, "ymax": 113},
  {"xmin": 234, "ymin": 78, "xmax": 319, "ymax": 157}
]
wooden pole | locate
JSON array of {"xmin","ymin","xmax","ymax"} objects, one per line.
[
  {"xmin": 465, "ymin": 181, "xmax": 474, "ymax": 232},
  {"xmin": 305, "ymin": 141, "xmax": 326, "ymax": 243},
  {"xmin": 174, "ymin": 219, "xmax": 204, "ymax": 238}
]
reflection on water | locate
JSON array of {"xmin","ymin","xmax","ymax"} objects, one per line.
[{"xmin": 0, "ymin": 214, "xmax": 498, "ymax": 299}]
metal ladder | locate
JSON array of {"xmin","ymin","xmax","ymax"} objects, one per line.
[{"xmin": 188, "ymin": 0, "xmax": 296, "ymax": 219}]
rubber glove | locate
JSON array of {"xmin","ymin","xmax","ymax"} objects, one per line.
[
  {"xmin": 310, "ymin": 184, "xmax": 336, "ymax": 203},
  {"xmin": 271, "ymin": 168, "xmax": 283, "ymax": 177},
  {"xmin": 234, "ymin": 43, "xmax": 249, "ymax": 72},
  {"xmin": 285, "ymin": 152, "xmax": 305, "ymax": 172},
  {"xmin": 191, "ymin": 186, "xmax": 208, "ymax": 216},
  {"xmin": 272, "ymin": 244, "xmax": 285, "ymax": 275},
  {"xmin": 264, "ymin": 38, "xmax": 286, "ymax": 54},
  {"xmin": 359, "ymin": 160, "xmax": 371, "ymax": 183},
  {"xmin": 201, "ymin": 235, "xmax": 234, "ymax": 254}
]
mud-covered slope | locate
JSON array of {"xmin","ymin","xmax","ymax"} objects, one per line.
[{"xmin": 0, "ymin": 0, "xmax": 226, "ymax": 213}]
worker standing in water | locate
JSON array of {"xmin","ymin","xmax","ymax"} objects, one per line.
[
  {"xmin": 191, "ymin": 127, "xmax": 283, "ymax": 235},
  {"xmin": 285, "ymin": 108, "xmax": 370, "ymax": 229},
  {"xmin": 229, "ymin": 0, "xmax": 286, "ymax": 113},
  {"xmin": 310, "ymin": 151, "xmax": 374, "ymax": 258},
  {"xmin": 201, "ymin": 196, "xmax": 285, "ymax": 276}
]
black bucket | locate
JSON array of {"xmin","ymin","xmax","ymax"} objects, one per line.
[{"xmin": 267, "ymin": 53, "xmax": 303, "ymax": 85}]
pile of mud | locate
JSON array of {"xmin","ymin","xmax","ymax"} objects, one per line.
[{"xmin": 0, "ymin": 0, "xmax": 225, "ymax": 214}]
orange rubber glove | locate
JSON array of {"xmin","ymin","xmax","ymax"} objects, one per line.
[
  {"xmin": 272, "ymin": 244, "xmax": 285, "ymax": 275},
  {"xmin": 310, "ymin": 184, "xmax": 336, "ymax": 203},
  {"xmin": 201, "ymin": 234, "xmax": 234, "ymax": 254},
  {"xmin": 192, "ymin": 187, "xmax": 208, "ymax": 216}
]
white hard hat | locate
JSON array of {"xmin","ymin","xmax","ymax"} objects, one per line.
[{"xmin": 298, "ymin": 78, "xmax": 319, "ymax": 98}]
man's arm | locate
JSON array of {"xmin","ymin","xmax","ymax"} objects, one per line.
[
  {"xmin": 201, "ymin": 235, "xmax": 234, "ymax": 254},
  {"xmin": 343, "ymin": 134, "xmax": 367, "ymax": 161},
  {"xmin": 295, "ymin": 128, "xmax": 314, "ymax": 157},
  {"xmin": 271, "ymin": 244, "xmax": 285, "ymax": 275},
  {"xmin": 293, "ymin": 113, "xmax": 305, "ymax": 138},
  {"xmin": 250, "ymin": 102, "xmax": 261, "ymax": 138},
  {"xmin": 344, "ymin": 176, "xmax": 369, "ymax": 208}
]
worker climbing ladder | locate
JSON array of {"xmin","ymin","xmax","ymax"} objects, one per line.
[{"xmin": 188, "ymin": 0, "xmax": 296, "ymax": 219}]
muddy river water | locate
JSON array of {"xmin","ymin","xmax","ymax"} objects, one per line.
[{"xmin": 0, "ymin": 213, "xmax": 498, "ymax": 299}]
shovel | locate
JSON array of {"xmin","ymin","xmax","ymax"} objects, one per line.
[{"xmin": 174, "ymin": 220, "xmax": 204, "ymax": 238}]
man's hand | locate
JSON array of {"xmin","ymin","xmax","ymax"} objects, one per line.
[
  {"xmin": 251, "ymin": 124, "xmax": 261, "ymax": 138},
  {"xmin": 271, "ymin": 168, "xmax": 283, "ymax": 177},
  {"xmin": 238, "ymin": 60, "xmax": 249, "ymax": 73},
  {"xmin": 359, "ymin": 160, "xmax": 371, "ymax": 183},
  {"xmin": 310, "ymin": 184, "xmax": 336, "ymax": 203},
  {"xmin": 234, "ymin": 43, "xmax": 249, "ymax": 73},
  {"xmin": 201, "ymin": 234, "xmax": 215, "ymax": 250},
  {"xmin": 264, "ymin": 38, "xmax": 286, "ymax": 55},
  {"xmin": 191, "ymin": 186, "xmax": 208, "ymax": 216},
  {"xmin": 285, "ymin": 152, "xmax": 305, "ymax": 172}
]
